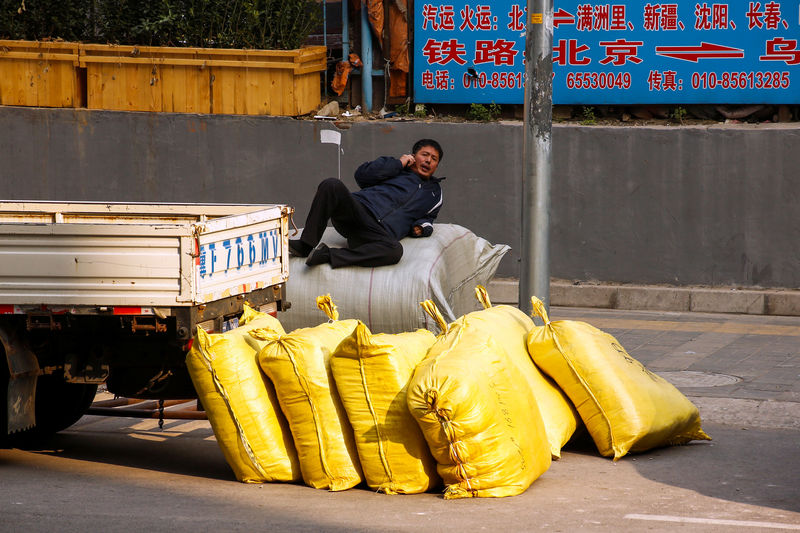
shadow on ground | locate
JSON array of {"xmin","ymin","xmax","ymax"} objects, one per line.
[
  {"xmin": 616, "ymin": 423, "xmax": 799, "ymax": 514},
  {"xmin": 13, "ymin": 416, "xmax": 236, "ymax": 482}
]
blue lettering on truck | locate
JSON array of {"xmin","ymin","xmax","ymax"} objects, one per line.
[
  {"xmin": 236, "ymin": 237, "xmax": 244, "ymax": 269},
  {"xmin": 209, "ymin": 243, "xmax": 217, "ymax": 275},
  {"xmin": 248, "ymin": 234, "xmax": 256, "ymax": 264},
  {"xmin": 200, "ymin": 229, "xmax": 280, "ymax": 279},
  {"xmin": 223, "ymin": 240, "xmax": 232, "ymax": 270},
  {"xmin": 259, "ymin": 232, "xmax": 269, "ymax": 265}
]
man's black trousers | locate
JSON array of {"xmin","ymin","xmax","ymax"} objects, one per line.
[{"xmin": 299, "ymin": 178, "xmax": 403, "ymax": 268}]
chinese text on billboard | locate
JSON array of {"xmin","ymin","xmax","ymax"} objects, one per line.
[{"xmin": 414, "ymin": 1, "xmax": 800, "ymax": 104}]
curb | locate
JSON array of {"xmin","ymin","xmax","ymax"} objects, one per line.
[{"xmin": 487, "ymin": 279, "xmax": 800, "ymax": 316}]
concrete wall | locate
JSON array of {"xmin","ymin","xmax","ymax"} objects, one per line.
[{"xmin": 1, "ymin": 106, "xmax": 797, "ymax": 288}]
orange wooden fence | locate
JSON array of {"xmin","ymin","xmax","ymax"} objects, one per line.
[
  {"xmin": 0, "ymin": 40, "xmax": 326, "ymax": 116},
  {"xmin": 0, "ymin": 40, "xmax": 83, "ymax": 108}
]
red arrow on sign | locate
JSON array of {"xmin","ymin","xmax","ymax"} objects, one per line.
[
  {"xmin": 655, "ymin": 42, "xmax": 745, "ymax": 62},
  {"xmin": 553, "ymin": 8, "xmax": 575, "ymax": 28}
]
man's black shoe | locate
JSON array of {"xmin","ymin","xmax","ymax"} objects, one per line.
[
  {"xmin": 305, "ymin": 243, "xmax": 331, "ymax": 266},
  {"xmin": 288, "ymin": 239, "xmax": 311, "ymax": 258}
]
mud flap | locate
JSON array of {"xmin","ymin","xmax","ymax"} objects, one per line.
[{"xmin": 0, "ymin": 324, "xmax": 41, "ymax": 434}]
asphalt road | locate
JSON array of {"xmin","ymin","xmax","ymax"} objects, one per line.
[{"xmin": 2, "ymin": 307, "xmax": 799, "ymax": 532}]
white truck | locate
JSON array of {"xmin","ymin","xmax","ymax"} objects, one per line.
[{"xmin": 0, "ymin": 201, "xmax": 292, "ymax": 443}]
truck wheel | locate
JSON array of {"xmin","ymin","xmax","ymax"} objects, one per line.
[
  {"xmin": 0, "ymin": 351, "xmax": 9, "ymax": 448},
  {"xmin": 26, "ymin": 375, "xmax": 98, "ymax": 439}
]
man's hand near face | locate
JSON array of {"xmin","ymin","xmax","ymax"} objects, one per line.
[{"xmin": 399, "ymin": 154, "xmax": 416, "ymax": 168}]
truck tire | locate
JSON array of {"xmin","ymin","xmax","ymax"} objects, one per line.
[
  {"xmin": 0, "ymin": 350, "xmax": 9, "ymax": 448},
  {"xmin": 25, "ymin": 375, "xmax": 98, "ymax": 439}
]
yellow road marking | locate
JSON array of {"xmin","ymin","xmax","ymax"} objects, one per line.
[{"xmin": 563, "ymin": 317, "xmax": 800, "ymax": 337}]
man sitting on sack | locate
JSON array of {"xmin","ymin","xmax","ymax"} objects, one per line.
[{"xmin": 289, "ymin": 139, "xmax": 444, "ymax": 268}]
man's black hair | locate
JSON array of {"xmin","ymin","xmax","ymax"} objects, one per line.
[{"xmin": 412, "ymin": 139, "xmax": 443, "ymax": 161}]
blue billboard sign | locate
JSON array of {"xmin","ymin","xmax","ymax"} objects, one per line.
[{"xmin": 413, "ymin": 1, "xmax": 800, "ymax": 104}]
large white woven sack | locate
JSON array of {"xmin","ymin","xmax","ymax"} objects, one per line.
[{"xmin": 282, "ymin": 224, "xmax": 509, "ymax": 333}]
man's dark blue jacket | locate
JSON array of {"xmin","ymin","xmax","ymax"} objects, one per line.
[{"xmin": 352, "ymin": 156, "xmax": 444, "ymax": 240}]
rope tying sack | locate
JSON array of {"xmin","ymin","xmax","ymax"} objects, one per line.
[
  {"xmin": 330, "ymin": 320, "xmax": 439, "ymax": 494},
  {"xmin": 527, "ymin": 296, "xmax": 711, "ymax": 461},
  {"xmin": 408, "ymin": 299, "xmax": 552, "ymax": 498},
  {"xmin": 256, "ymin": 295, "xmax": 363, "ymax": 491},
  {"xmin": 186, "ymin": 326, "xmax": 300, "ymax": 483}
]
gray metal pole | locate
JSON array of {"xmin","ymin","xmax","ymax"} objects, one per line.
[{"xmin": 519, "ymin": 0, "xmax": 554, "ymax": 314}]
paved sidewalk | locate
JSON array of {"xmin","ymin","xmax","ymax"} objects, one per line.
[{"xmin": 552, "ymin": 306, "xmax": 800, "ymax": 430}]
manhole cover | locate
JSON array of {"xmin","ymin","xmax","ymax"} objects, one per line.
[{"xmin": 656, "ymin": 371, "xmax": 741, "ymax": 388}]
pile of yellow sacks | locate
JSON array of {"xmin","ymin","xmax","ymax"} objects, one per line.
[{"xmin": 186, "ymin": 289, "xmax": 710, "ymax": 498}]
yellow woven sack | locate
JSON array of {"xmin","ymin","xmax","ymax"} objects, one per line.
[
  {"xmin": 407, "ymin": 301, "xmax": 552, "ymax": 499},
  {"xmin": 239, "ymin": 302, "xmax": 285, "ymax": 330},
  {"xmin": 186, "ymin": 327, "xmax": 300, "ymax": 483},
  {"xmin": 252, "ymin": 295, "xmax": 363, "ymax": 491},
  {"xmin": 331, "ymin": 321, "xmax": 440, "ymax": 494},
  {"xmin": 472, "ymin": 287, "xmax": 579, "ymax": 459},
  {"xmin": 234, "ymin": 303, "xmax": 286, "ymax": 352},
  {"xmin": 527, "ymin": 297, "xmax": 711, "ymax": 461}
]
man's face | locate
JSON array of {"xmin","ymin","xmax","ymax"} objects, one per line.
[{"xmin": 410, "ymin": 145, "xmax": 440, "ymax": 180}]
